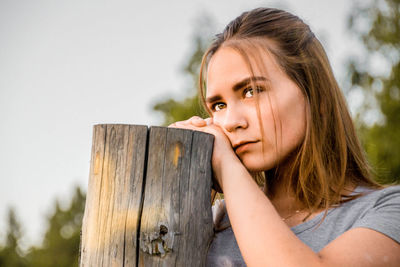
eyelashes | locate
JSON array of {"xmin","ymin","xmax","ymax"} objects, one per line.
[
  {"xmin": 243, "ymin": 86, "xmax": 264, "ymax": 98},
  {"xmin": 211, "ymin": 102, "xmax": 226, "ymax": 112},
  {"xmin": 209, "ymin": 85, "xmax": 266, "ymax": 112}
]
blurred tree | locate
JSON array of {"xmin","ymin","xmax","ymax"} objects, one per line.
[
  {"xmin": 0, "ymin": 208, "xmax": 27, "ymax": 267},
  {"xmin": 348, "ymin": 0, "xmax": 400, "ymax": 184},
  {"xmin": 26, "ymin": 186, "xmax": 85, "ymax": 267},
  {"xmin": 152, "ymin": 15, "xmax": 215, "ymax": 125}
]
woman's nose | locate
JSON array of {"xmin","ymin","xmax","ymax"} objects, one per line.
[{"xmin": 221, "ymin": 106, "xmax": 248, "ymax": 132}]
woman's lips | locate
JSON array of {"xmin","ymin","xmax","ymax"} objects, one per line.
[{"xmin": 234, "ymin": 141, "xmax": 259, "ymax": 153}]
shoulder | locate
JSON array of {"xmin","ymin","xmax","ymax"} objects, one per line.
[
  {"xmin": 350, "ymin": 184, "xmax": 400, "ymax": 208},
  {"xmin": 317, "ymin": 185, "xmax": 400, "ymax": 265},
  {"xmin": 372, "ymin": 184, "xmax": 400, "ymax": 201},
  {"xmin": 293, "ymin": 185, "xmax": 400, "ymax": 252},
  {"xmin": 324, "ymin": 185, "xmax": 400, "ymax": 221},
  {"xmin": 349, "ymin": 184, "xmax": 400, "ymax": 243}
]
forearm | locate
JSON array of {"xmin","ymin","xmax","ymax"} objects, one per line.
[{"xmin": 218, "ymin": 160, "xmax": 324, "ymax": 267}]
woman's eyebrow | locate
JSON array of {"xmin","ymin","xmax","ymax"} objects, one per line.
[
  {"xmin": 206, "ymin": 95, "xmax": 222, "ymax": 104},
  {"xmin": 232, "ymin": 76, "xmax": 268, "ymax": 91},
  {"xmin": 206, "ymin": 76, "xmax": 268, "ymax": 103}
]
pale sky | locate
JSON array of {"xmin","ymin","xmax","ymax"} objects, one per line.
[{"xmin": 0, "ymin": 0, "xmax": 362, "ymax": 247}]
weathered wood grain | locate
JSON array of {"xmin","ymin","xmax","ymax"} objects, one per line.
[
  {"xmin": 175, "ymin": 130, "xmax": 214, "ymax": 267},
  {"xmin": 80, "ymin": 124, "xmax": 148, "ymax": 267},
  {"xmin": 139, "ymin": 127, "xmax": 214, "ymax": 267},
  {"xmin": 80, "ymin": 125, "xmax": 214, "ymax": 267}
]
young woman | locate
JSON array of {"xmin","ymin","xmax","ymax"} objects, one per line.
[{"xmin": 170, "ymin": 7, "xmax": 400, "ymax": 266}]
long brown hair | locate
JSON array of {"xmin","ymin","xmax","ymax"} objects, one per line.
[{"xmin": 200, "ymin": 8, "xmax": 381, "ymax": 213}]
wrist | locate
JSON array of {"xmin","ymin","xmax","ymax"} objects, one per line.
[{"xmin": 212, "ymin": 152, "xmax": 242, "ymax": 191}]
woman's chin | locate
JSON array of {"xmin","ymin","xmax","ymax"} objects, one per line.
[
  {"xmin": 237, "ymin": 152, "xmax": 274, "ymax": 172},
  {"xmin": 242, "ymin": 160, "xmax": 274, "ymax": 173}
]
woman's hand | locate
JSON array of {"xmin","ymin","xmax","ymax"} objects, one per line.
[{"xmin": 169, "ymin": 116, "xmax": 242, "ymax": 191}]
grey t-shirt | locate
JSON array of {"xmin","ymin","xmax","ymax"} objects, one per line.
[{"xmin": 206, "ymin": 185, "xmax": 400, "ymax": 266}]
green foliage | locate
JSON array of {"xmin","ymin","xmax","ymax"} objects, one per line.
[
  {"xmin": 0, "ymin": 208, "xmax": 28, "ymax": 267},
  {"xmin": 348, "ymin": 0, "xmax": 400, "ymax": 184},
  {"xmin": 152, "ymin": 15, "xmax": 214, "ymax": 126},
  {"xmin": 153, "ymin": 94, "xmax": 208, "ymax": 126},
  {"xmin": 26, "ymin": 186, "xmax": 85, "ymax": 267},
  {"xmin": 0, "ymin": 186, "xmax": 86, "ymax": 266}
]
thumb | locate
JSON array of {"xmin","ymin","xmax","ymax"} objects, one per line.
[{"xmin": 205, "ymin": 117, "xmax": 213, "ymax": 125}]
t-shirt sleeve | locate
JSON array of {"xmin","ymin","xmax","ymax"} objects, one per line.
[{"xmin": 352, "ymin": 185, "xmax": 400, "ymax": 244}]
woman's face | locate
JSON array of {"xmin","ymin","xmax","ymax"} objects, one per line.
[{"xmin": 205, "ymin": 46, "xmax": 307, "ymax": 172}]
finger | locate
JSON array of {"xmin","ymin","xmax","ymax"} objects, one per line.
[
  {"xmin": 189, "ymin": 116, "xmax": 202, "ymax": 120},
  {"xmin": 169, "ymin": 121, "xmax": 199, "ymax": 132},
  {"xmin": 169, "ymin": 121, "xmax": 188, "ymax": 128},
  {"xmin": 174, "ymin": 121, "xmax": 190, "ymax": 128},
  {"xmin": 190, "ymin": 117, "xmax": 207, "ymax": 127},
  {"xmin": 204, "ymin": 117, "xmax": 213, "ymax": 126}
]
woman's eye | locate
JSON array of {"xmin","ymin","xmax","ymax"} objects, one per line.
[
  {"xmin": 244, "ymin": 88, "xmax": 254, "ymax": 98},
  {"xmin": 212, "ymin": 103, "xmax": 226, "ymax": 111},
  {"xmin": 244, "ymin": 86, "xmax": 263, "ymax": 98}
]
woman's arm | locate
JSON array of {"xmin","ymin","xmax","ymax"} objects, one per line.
[
  {"xmin": 219, "ymin": 155, "xmax": 400, "ymax": 267},
  {"xmin": 170, "ymin": 117, "xmax": 400, "ymax": 266}
]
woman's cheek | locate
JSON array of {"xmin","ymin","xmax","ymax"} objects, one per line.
[
  {"xmin": 240, "ymin": 154, "xmax": 264, "ymax": 172},
  {"xmin": 211, "ymin": 113, "xmax": 222, "ymax": 128}
]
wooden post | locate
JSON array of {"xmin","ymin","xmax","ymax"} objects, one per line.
[{"xmin": 79, "ymin": 124, "xmax": 214, "ymax": 267}]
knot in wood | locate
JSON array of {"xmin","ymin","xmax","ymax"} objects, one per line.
[{"xmin": 140, "ymin": 224, "xmax": 175, "ymax": 258}]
